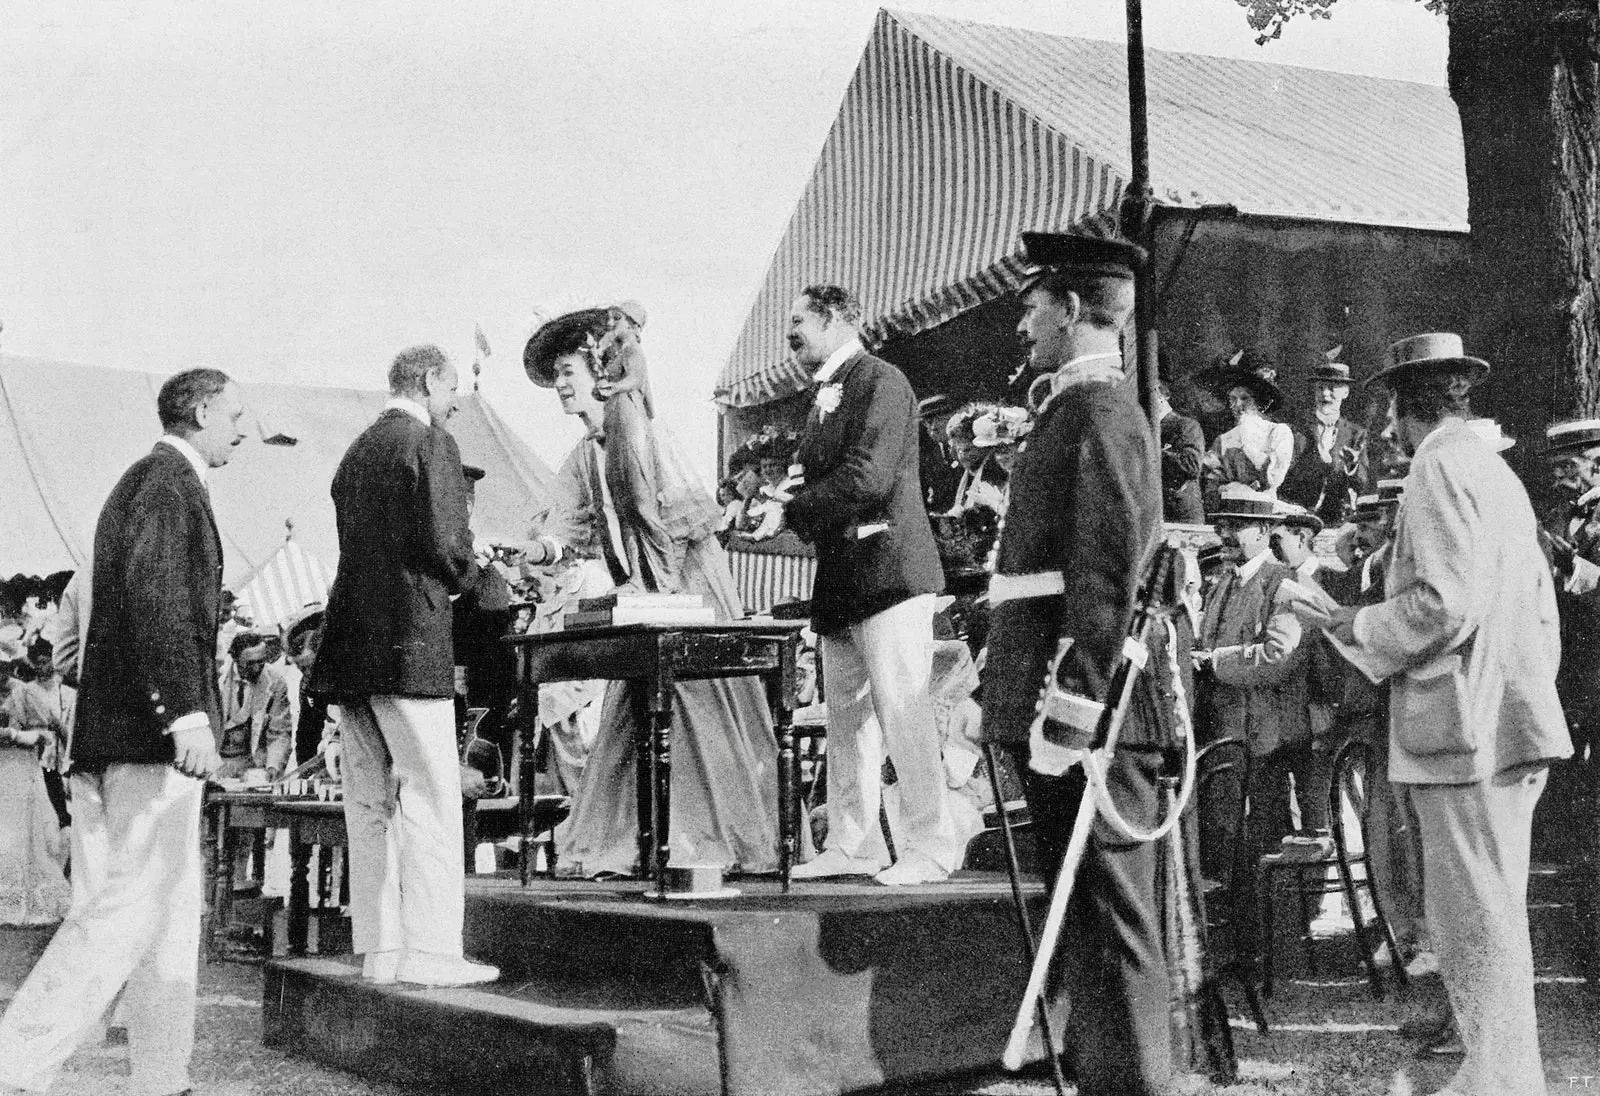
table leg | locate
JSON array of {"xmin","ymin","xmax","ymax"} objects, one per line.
[
  {"xmin": 650, "ymin": 704, "xmax": 672, "ymax": 896},
  {"xmin": 204, "ymin": 801, "xmax": 224, "ymax": 962},
  {"xmin": 288, "ymin": 822, "xmax": 311, "ymax": 956},
  {"xmin": 214, "ymin": 804, "xmax": 237, "ymax": 960},
  {"xmin": 767, "ymin": 644, "xmax": 799, "ymax": 893},
  {"xmin": 519, "ymin": 684, "xmax": 538, "ymax": 887},
  {"xmin": 634, "ymin": 691, "xmax": 653, "ymax": 887}
]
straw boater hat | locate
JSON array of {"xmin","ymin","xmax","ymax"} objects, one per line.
[
  {"xmin": 1209, "ymin": 484, "xmax": 1279, "ymax": 523},
  {"xmin": 1364, "ymin": 332, "xmax": 1490, "ymax": 389},
  {"xmin": 1544, "ymin": 418, "xmax": 1600, "ymax": 458},
  {"xmin": 522, "ymin": 307, "xmax": 612, "ymax": 387},
  {"xmin": 283, "ymin": 604, "xmax": 325, "ymax": 649},
  {"xmin": 1309, "ymin": 348, "xmax": 1353, "ymax": 387},
  {"xmin": 1271, "ymin": 501, "xmax": 1324, "ymax": 536}
]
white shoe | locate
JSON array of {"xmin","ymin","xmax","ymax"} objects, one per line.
[
  {"xmin": 790, "ymin": 848, "xmax": 880, "ymax": 880},
  {"xmin": 873, "ymin": 851, "xmax": 949, "ymax": 887},
  {"xmin": 362, "ymin": 950, "xmax": 400, "ymax": 984},
  {"xmin": 1404, "ymin": 950, "xmax": 1439, "ymax": 978},
  {"xmin": 396, "ymin": 952, "xmax": 499, "ymax": 987}
]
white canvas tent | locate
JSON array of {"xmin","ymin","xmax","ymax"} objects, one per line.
[{"xmin": 1, "ymin": 354, "xmax": 552, "ymax": 586}]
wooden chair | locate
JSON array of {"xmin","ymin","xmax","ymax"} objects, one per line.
[
  {"xmin": 1194, "ymin": 736, "xmax": 1267, "ymax": 1033},
  {"xmin": 1256, "ymin": 736, "xmax": 1407, "ymax": 998}
]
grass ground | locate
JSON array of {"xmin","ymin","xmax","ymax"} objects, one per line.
[{"xmin": 1, "ymin": 888, "xmax": 1594, "ymax": 1095}]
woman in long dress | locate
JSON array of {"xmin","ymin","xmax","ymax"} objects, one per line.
[
  {"xmin": 0, "ymin": 664, "xmax": 72, "ymax": 925},
  {"xmin": 522, "ymin": 308, "xmax": 778, "ymax": 877}
]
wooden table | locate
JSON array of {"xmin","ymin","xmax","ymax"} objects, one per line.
[
  {"xmin": 204, "ymin": 789, "xmax": 276, "ymax": 961},
  {"xmin": 505, "ymin": 621, "xmax": 804, "ymax": 893},
  {"xmin": 265, "ymin": 799, "xmax": 348, "ymax": 956}
]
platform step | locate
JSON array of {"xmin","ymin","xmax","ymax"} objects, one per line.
[{"xmin": 264, "ymin": 956, "xmax": 719, "ymax": 1096}]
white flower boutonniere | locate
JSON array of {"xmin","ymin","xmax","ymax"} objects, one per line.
[{"xmin": 816, "ymin": 383, "xmax": 843, "ymax": 420}]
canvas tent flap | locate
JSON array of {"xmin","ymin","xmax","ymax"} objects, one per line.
[
  {"xmin": 715, "ymin": 7, "xmax": 1468, "ymax": 409},
  {"xmin": 0, "ymin": 355, "xmax": 552, "ymax": 585}
]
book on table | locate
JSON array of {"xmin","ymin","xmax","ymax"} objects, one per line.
[{"xmin": 563, "ymin": 593, "xmax": 718, "ymax": 629}]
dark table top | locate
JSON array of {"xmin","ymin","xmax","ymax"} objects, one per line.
[{"xmin": 503, "ymin": 619, "xmax": 805, "ymax": 648}]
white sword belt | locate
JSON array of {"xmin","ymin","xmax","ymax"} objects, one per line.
[{"xmin": 987, "ymin": 570, "xmax": 1066, "ymax": 605}]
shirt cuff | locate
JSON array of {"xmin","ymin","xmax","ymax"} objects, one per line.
[{"xmin": 165, "ymin": 711, "xmax": 210, "ymax": 736}]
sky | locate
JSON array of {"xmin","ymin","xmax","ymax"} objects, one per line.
[{"xmin": 1, "ymin": 0, "xmax": 1448, "ymax": 480}]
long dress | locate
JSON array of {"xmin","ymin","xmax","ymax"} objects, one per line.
[
  {"xmin": 539, "ymin": 424, "xmax": 779, "ymax": 876},
  {"xmin": 0, "ymin": 741, "xmax": 71, "ymax": 926}
]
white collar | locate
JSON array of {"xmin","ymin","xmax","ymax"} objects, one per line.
[
  {"xmin": 1313, "ymin": 406, "xmax": 1343, "ymax": 427},
  {"xmin": 1410, "ymin": 415, "xmax": 1472, "ymax": 463},
  {"xmin": 1237, "ymin": 546, "xmax": 1273, "ymax": 584},
  {"xmin": 813, "ymin": 338, "xmax": 863, "ymax": 385},
  {"xmin": 158, "ymin": 435, "xmax": 208, "ymax": 485},
  {"xmin": 385, "ymin": 396, "xmax": 432, "ymax": 427}
]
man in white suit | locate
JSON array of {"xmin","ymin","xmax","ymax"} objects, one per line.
[{"xmin": 1295, "ymin": 333, "xmax": 1571, "ymax": 1096}]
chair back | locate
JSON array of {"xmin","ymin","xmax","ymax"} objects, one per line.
[
  {"xmin": 1328, "ymin": 736, "xmax": 1372, "ymax": 857},
  {"xmin": 1195, "ymin": 736, "xmax": 1249, "ymax": 893}
]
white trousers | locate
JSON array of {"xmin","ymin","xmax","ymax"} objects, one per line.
[
  {"xmin": 341, "ymin": 695, "xmax": 464, "ymax": 959},
  {"xmin": 1410, "ymin": 767, "xmax": 1549, "ymax": 1096},
  {"xmin": 0, "ymin": 764, "xmax": 204, "ymax": 1096},
  {"xmin": 819, "ymin": 594, "xmax": 957, "ymax": 870}
]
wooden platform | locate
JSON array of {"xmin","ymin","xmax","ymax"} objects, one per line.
[{"xmin": 264, "ymin": 873, "xmax": 1049, "ymax": 1096}]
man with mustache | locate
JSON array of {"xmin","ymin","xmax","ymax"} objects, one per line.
[
  {"xmin": 781, "ymin": 284, "xmax": 956, "ymax": 886},
  {"xmin": 978, "ymin": 233, "xmax": 1180, "ymax": 1096},
  {"xmin": 0, "ymin": 369, "xmax": 246, "ymax": 1096}
]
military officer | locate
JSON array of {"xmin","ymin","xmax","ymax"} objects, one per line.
[{"xmin": 980, "ymin": 232, "xmax": 1182, "ymax": 1096}]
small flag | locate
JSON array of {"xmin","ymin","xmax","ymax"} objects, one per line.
[{"xmin": 474, "ymin": 323, "xmax": 492, "ymax": 358}]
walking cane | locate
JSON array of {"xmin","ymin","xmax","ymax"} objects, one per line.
[
  {"xmin": 1002, "ymin": 545, "xmax": 1187, "ymax": 1072},
  {"xmin": 983, "ymin": 742, "xmax": 1069, "ymax": 1096}
]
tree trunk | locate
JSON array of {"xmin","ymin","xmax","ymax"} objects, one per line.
[{"xmin": 1448, "ymin": 0, "xmax": 1599, "ymax": 497}]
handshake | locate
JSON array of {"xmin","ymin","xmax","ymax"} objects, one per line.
[{"xmin": 743, "ymin": 464, "xmax": 806, "ymax": 542}]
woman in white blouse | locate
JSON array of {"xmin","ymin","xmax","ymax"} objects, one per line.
[{"xmin": 1203, "ymin": 361, "xmax": 1293, "ymax": 497}]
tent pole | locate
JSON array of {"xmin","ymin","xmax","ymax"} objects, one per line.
[{"xmin": 1122, "ymin": 0, "xmax": 1160, "ymax": 427}]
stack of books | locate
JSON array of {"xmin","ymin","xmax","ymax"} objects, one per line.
[{"xmin": 562, "ymin": 592, "xmax": 718, "ymax": 629}]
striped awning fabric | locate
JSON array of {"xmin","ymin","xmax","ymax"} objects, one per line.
[
  {"xmin": 717, "ymin": 9, "xmax": 1123, "ymax": 408},
  {"xmin": 717, "ymin": 8, "xmax": 1467, "ymax": 409},
  {"xmin": 238, "ymin": 538, "xmax": 331, "ymax": 631}
]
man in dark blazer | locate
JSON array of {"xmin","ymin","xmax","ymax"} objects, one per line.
[
  {"xmin": 980, "ymin": 235, "xmax": 1180, "ymax": 1096},
  {"xmin": 0, "ymin": 369, "xmax": 244, "ymax": 1096},
  {"xmin": 310, "ymin": 344, "xmax": 496, "ymax": 988},
  {"xmin": 1157, "ymin": 380, "xmax": 1206, "ymax": 523},
  {"xmin": 779, "ymin": 285, "xmax": 955, "ymax": 885}
]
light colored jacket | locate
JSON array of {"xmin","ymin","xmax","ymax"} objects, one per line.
[{"xmin": 1351, "ymin": 418, "xmax": 1571, "ymax": 784}]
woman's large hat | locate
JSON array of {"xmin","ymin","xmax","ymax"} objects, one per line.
[
  {"xmin": 522, "ymin": 308, "xmax": 611, "ymax": 387},
  {"xmin": 1202, "ymin": 350, "xmax": 1283, "ymax": 413},
  {"xmin": 1364, "ymin": 333, "xmax": 1490, "ymax": 389}
]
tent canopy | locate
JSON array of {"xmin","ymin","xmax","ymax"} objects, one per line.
[
  {"xmin": 716, "ymin": 8, "xmax": 1467, "ymax": 409},
  {"xmin": 1, "ymin": 354, "xmax": 552, "ymax": 585}
]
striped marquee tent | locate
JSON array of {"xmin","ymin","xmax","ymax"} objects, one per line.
[
  {"xmin": 716, "ymin": 8, "xmax": 1466, "ymax": 410},
  {"xmin": 237, "ymin": 534, "xmax": 332, "ymax": 631}
]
